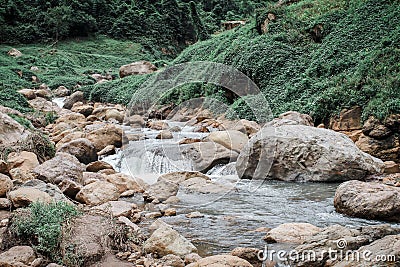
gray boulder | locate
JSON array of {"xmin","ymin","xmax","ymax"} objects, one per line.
[{"xmin": 237, "ymin": 125, "xmax": 384, "ymax": 181}]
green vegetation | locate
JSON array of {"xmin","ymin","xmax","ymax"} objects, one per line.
[
  {"xmin": 172, "ymin": 0, "xmax": 400, "ymax": 122},
  {"xmin": 0, "ymin": 0, "xmax": 399, "ymax": 123},
  {"xmin": 11, "ymin": 201, "xmax": 80, "ymax": 261}
]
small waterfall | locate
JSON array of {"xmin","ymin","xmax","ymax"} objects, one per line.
[
  {"xmin": 207, "ymin": 162, "xmax": 238, "ymax": 176},
  {"xmin": 52, "ymin": 97, "xmax": 65, "ymax": 108}
]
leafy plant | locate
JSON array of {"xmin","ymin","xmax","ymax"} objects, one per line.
[{"xmin": 11, "ymin": 202, "xmax": 81, "ymax": 261}]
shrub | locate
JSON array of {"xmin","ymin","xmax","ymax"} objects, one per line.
[{"xmin": 11, "ymin": 202, "xmax": 80, "ymax": 261}]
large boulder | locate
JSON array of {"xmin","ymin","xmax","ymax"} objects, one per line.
[
  {"xmin": 237, "ymin": 125, "xmax": 384, "ymax": 181},
  {"xmin": 63, "ymin": 91, "xmax": 84, "ymax": 109},
  {"xmin": 183, "ymin": 142, "xmax": 238, "ymax": 173},
  {"xmin": 86, "ymin": 124, "xmax": 123, "ymax": 151},
  {"xmin": 105, "ymin": 173, "xmax": 147, "ymax": 193},
  {"xmin": 0, "ymin": 246, "xmax": 36, "ymax": 266},
  {"xmin": 7, "ymin": 151, "xmax": 39, "ymax": 172},
  {"xmin": 144, "ymin": 180, "xmax": 179, "ymax": 202},
  {"xmin": 186, "ymin": 255, "xmax": 252, "ymax": 267},
  {"xmin": 33, "ymin": 152, "xmax": 85, "ymax": 184},
  {"xmin": 206, "ymin": 130, "xmax": 249, "ymax": 153},
  {"xmin": 22, "ymin": 179, "xmax": 71, "ymax": 203},
  {"xmin": 76, "ymin": 181, "xmax": 120, "ymax": 206},
  {"xmin": 119, "ymin": 61, "xmax": 157, "ymax": 78},
  {"xmin": 264, "ymin": 223, "xmax": 322, "ymax": 244},
  {"xmin": 0, "ymin": 112, "xmax": 26, "ymax": 145},
  {"xmin": 8, "ymin": 187, "xmax": 53, "ymax": 208},
  {"xmin": 143, "ymin": 220, "xmax": 197, "ymax": 257},
  {"xmin": 60, "ymin": 215, "xmax": 123, "ymax": 266},
  {"xmin": 105, "ymin": 109, "xmax": 124, "ymax": 123},
  {"xmin": 334, "ymin": 180, "xmax": 400, "ymax": 222},
  {"xmin": 57, "ymin": 138, "xmax": 98, "ymax": 164},
  {"xmin": 0, "ymin": 174, "xmax": 13, "ymax": 197}
]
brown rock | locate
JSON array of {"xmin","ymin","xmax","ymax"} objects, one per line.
[
  {"xmin": 18, "ymin": 89, "xmax": 36, "ymax": 100},
  {"xmin": 33, "ymin": 152, "xmax": 85, "ymax": 184},
  {"xmin": 53, "ymin": 86, "xmax": 70, "ymax": 97},
  {"xmin": 231, "ymin": 247, "xmax": 264, "ymax": 267},
  {"xmin": 63, "ymin": 91, "xmax": 84, "ymax": 109},
  {"xmin": 7, "ymin": 151, "xmax": 40, "ymax": 172},
  {"xmin": 184, "ymin": 253, "xmax": 202, "ymax": 265},
  {"xmin": 279, "ymin": 111, "xmax": 314, "ymax": 126},
  {"xmin": 97, "ymin": 145, "xmax": 116, "ymax": 156},
  {"xmin": 125, "ymin": 115, "xmax": 145, "ymax": 128},
  {"xmin": 58, "ymin": 179, "xmax": 82, "ymax": 198},
  {"xmin": 384, "ymin": 161, "xmax": 400, "ymax": 174},
  {"xmin": 164, "ymin": 208, "xmax": 177, "ymax": 216},
  {"xmin": 148, "ymin": 120, "xmax": 169, "ymax": 130},
  {"xmin": 179, "ymin": 138, "xmax": 201, "ymax": 145},
  {"xmin": 0, "ymin": 174, "xmax": 13, "ymax": 197},
  {"xmin": 57, "ymin": 138, "xmax": 98, "ymax": 164},
  {"xmin": 0, "ymin": 112, "xmax": 27, "ymax": 145},
  {"xmin": 8, "ymin": 187, "xmax": 52, "ymax": 208},
  {"xmin": 71, "ymin": 104, "xmax": 94, "ymax": 117},
  {"xmin": 105, "ymin": 173, "xmax": 147, "ymax": 194},
  {"xmin": 363, "ymin": 116, "xmax": 392, "ymax": 139},
  {"xmin": 55, "ymin": 131, "xmax": 86, "ymax": 149},
  {"xmin": 9, "ymin": 168, "xmax": 35, "ymax": 183},
  {"xmin": 76, "ymin": 181, "xmax": 120, "ymax": 206},
  {"xmin": 206, "ymin": 130, "xmax": 249, "ymax": 153},
  {"xmin": 86, "ymin": 124, "xmax": 123, "ymax": 151},
  {"xmin": 334, "ymin": 180, "xmax": 400, "ymax": 222},
  {"xmin": 105, "ymin": 109, "xmax": 124, "ymax": 123},
  {"xmin": 156, "ymin": 130, "xmax": 173, "ymax": 139},
  {"xmin": 86, "ymin": 161, "xmax": 114, "ymax": 172},
  {"xmin": 0, "ymin": 198, "xmax": 11, "ymax": 209},
  {"xmin": 92, "ymin": 200, "xmax": 137, "ymax": 217},
  {"xmin": 330, "ymin": 106, "xmax": 362, "ymax": 131},
  {"xmin": 159, "ymin": 254, "xmax": 185, "ymax": 267},
  {"xmin": 263, "ymin": 223, "xmax": 321, "ymax": 244},
  {"xmin": 0, "ymin": 160, "xmax": 7, "ymax": 174},
  {"xmin": 0, "ymin": 246, "xmax": 35, "ymax": 266},
  {"xmin": 35, "ymin": 88, "xmax": 52, "ymax": 99},
  {"xmin": 143, "ymin": 220, "xmax": 197, "ymax": 257},
  {"xmin": 119, "ymin": 61, "xmax": 157, "ymax": 78},
  {"xmin": 356, "ymin": 133, "xmax": 399, "ymax": 162}
]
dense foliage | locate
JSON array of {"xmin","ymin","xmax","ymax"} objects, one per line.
[
  {"xmin": 0, "ymin": 0, "xmax": 267, "ymax": 49},
  {"xmin": 172, "ymin": 0, "xmax": 400, "ymax": 122},
  {"xmin": 11, "ymin": 202, "xmax": 80, "ymax": 261},
  {"xmin": 0, "ymin": 0, "xmax": 399, "ymax": 123}
]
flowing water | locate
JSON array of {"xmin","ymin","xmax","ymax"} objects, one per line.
[{"xmin": 101, "ymin": 120, "xmax": 399, "ymax": 257}]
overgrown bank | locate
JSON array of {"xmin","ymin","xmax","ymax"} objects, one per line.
[{"xmin": 1, "ymin": 0, "xmax": 399, "ymax": 124}]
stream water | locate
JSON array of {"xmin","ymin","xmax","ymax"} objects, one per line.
[{"xmin": 102, "ymin": 120, "xmax": 398, "ymax": 257}]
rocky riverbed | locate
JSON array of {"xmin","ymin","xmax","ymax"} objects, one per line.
[{"xmin": 0, "ymin": 86, "xmax": 399, "ymax": 267}]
